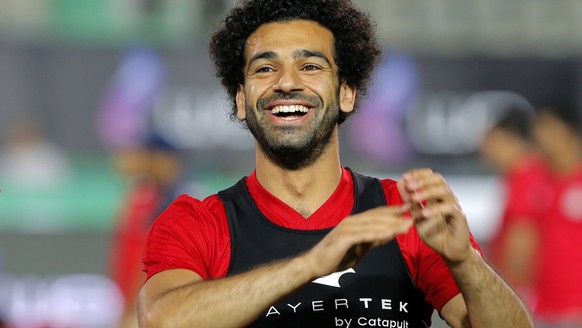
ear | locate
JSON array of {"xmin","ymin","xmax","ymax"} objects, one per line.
[
  {"xmin": 235, "ymin": 84, "xmax": 246, "ymax": 121},
  {"xmin": 339, "ymin": 82, "xmax": 356, "ymax": 114}
]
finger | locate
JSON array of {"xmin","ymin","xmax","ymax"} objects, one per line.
[
  {"xmin": 337, "ymin": 214, "xmax": 409, "ymax": 270},
  {"xmin": 399, "ymin": 177, "xmax": 428, "ymax": 210},
  {"xmin": 401, "ymin": 171, "xmax": 441, "ymax": 201},
  {"xmin": 403, "ymin": 171, "xmax": 443, "ymax": 191},
  {"xmin": 340, "ymin": 215, "xmax": 412, "ymax": 240},
  {"xmin": 414, "ymin": 213, "xmax": 445, "ymax": 237},
  {"xmin": 404, "ymin": 168, "xmax": 434, "ymax": 179},
  {"xmin": 413, "ymin": 202, "xmax": 463, "ymax": 223},
  {"xmin": 349, "ymin": 204, "xmax": 411, "ymax": 222},
  {"xmin": 374, "ymin": 219, "xmax": 414, "ymax": 246},
  {"xmin": 397, "ymin": 179, "xmax": 411, "ymax": 203},
  {"xmin": 404, "ymin": 173, "xmax": 458, "ymax": 205},
  {"xmin": 330, "ymin": 222, "xmax": 411, "ymax": 257},
  {"xmin": 411, "ymin": 184, "xmax": 457, "ymax": 205},
  {"xmin": 336, "ymin": 209, "xmax": 413, "ymax": 245},
  {"xmin": 413, "ymin": 202, "xmax": 454, "ymax": 236}
]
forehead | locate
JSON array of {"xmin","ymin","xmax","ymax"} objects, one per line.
[
  {"xmin": 244, "ymin": 20, "xmax": 335, "ymax": 61},
  {"xmin": 535, "ymin": 111, "xmax": 561, "ymax": 126}
]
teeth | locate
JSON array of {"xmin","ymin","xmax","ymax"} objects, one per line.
[{"xmin": 271, "ymin": 105, "xmax": 309, "ymax": 114}]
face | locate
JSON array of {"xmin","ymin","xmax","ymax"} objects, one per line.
[
  {"xmin": 479, "ymin": 127, "xmax": 523, "ymax": 171},
  {"xmin": 533, "ymin": 110, "xmax": 572, "ymax": 161},
  {"xmin": 236, "ymin": 20, "xmax": 356, "ymax": 170}
]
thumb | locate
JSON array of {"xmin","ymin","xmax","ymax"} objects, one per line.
[{"xmin": 397, "ymin": 179, "xmax": 411, "ymax": 203}]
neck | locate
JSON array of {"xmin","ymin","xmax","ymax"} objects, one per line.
[
  {"xmin": 255, "ymin": 129, "xmax": 343, "ymax": 218},
  {"xmin": 503, "ymin": 147, "xmax": 533, "ymax": 172},
  {"xmin": 544, "ymin": 134, "xmax": 582, "ymax": 175},
  {"xmin": 550, "ymin": 147, "xmax": 582, "ymax": 175}
]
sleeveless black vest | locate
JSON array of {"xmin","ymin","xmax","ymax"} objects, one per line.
[{"xmin": 218, "ymin": 170, "xmax": 432, "ymax": 327}]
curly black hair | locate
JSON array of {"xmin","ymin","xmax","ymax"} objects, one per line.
[{"xmin": 209, "ymin": 0, "xmax": 382, "ymax": 124}]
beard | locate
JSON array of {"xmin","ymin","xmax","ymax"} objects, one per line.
[{"xmin": 244, "ymin": 91, "xmax": 340, "ymax": 170}]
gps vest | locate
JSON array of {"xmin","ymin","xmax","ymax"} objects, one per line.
[{"xmin": 218, "ymin": 170, "xmax": 432, "ymax": 327}]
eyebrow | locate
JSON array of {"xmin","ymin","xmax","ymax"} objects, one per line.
[
  {"xmin": 248, "ymin": 51, "xmax": 278, "ymax": 67},
  {"xmin": 247, "ymin": 49, "xmax": 332, "ymax": 68},
  {"xmin": 293, "ymin": 49, "xmax": 332, "ymax": 66}
]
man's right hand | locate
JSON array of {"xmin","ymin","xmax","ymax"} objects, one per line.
[{"xmin": 302, "ymin": 205, "xmax": 413, "ymax": 280}]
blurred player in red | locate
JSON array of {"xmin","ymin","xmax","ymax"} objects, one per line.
[
  {"xmin": 479, "ymin": 108, "xmax": 550, "ymax": 309},
  {"xmin": 532, "ymin": 104, "xmax": 582, "ymax": 328},
  {"xmin": 109, "ymin": 134, "xmax": 183, "ymax": 328}
]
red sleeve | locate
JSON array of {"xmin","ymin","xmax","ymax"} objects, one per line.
[
  {"xmin": 142, "ymin": 194, "xmax": 231, "ymax": 281},
  {"xmin": 381, "ymin": 179, "xmax": 483, "ymax": 313}
]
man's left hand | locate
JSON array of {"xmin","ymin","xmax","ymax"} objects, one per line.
[{"xmin": 398, "ymin": 168, "xmax": 473, "ymax": 265}]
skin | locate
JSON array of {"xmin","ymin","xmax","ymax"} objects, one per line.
[
  {"xmin": 480, "ymin": 128, "xmax": 528, "ymax": 172},
  {"xmin": 533, "ymin": 110, "xmax": 582, "ymax": 175},
  {"xmin": 137, "ymin": 20, "xmax": 533, "ymax": 328}
]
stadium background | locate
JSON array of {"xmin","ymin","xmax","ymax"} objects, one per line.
[{"xmin": 1, "ymin": 1, "xmax": 582, "ymax": 326}]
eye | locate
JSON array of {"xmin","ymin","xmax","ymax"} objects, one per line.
[
  {"xmin": 302, "ymin": 64, "xmax": 321, "ymax": 71},
  {"xmin": 255, "ymin": 66, "xmax": 274, "ymax": 73}
]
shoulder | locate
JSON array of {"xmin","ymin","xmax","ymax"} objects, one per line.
[
  {"xmin": 157, "ymin": 193, "xmax": 225, "ymax": 221},
  {"xmin": 144, "ymin": 193, "xmax": 230, "ymax": 280},
  {"xmin": 148, "ymin": 193, "xmax": 227, "ymax": 239}
]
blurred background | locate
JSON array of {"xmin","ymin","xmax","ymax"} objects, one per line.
[{"xmin": 1, "ymin": 0, "xmax": 582, "ymax": 327}]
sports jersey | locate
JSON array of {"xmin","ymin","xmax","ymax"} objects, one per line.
[
  {"xmin": 535, "ymin": 164, "xmax": 582, "ymax": 319},
  {"xmin": 143, "ymin": 167, "xmax": 480, "ymax": 318},
  {"xmin": 487, "ymin": 154, "xmax": 549, "ymax": 285},
  {"xmin": 500, "ymin": 154, "xmax": 548, "ymax": 225},
  {"xmin": 221, "ymin": 170, "xmax": 433, "ymax": 326}
]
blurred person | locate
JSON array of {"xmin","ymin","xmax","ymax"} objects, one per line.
[
  {"xmin": 531, "ymin": 104, "xmax": 582, "ymax": 328},
  {"xmin": 108, "ymin": 133, "xmax": 185, "ymax": 328},
  {"xmin": 0, "ymin": 118, "xmax": 72, "ymax": 189},
  {"xmin": 479, "ymin": 108, "xmax": 549, "ymax": 308},
  {"xmin": 96, "ymin": 37, "xmax": 169, "ymax": 328},
  {"xmin": 137, "ymin": 1, "xmax": 533, "ymax": 327}
]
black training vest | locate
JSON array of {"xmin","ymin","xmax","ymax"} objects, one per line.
[{"xmin": 218, "ymin": 170, "xmax": 432, "ymax": 327}]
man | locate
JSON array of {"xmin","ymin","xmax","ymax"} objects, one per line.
[
  {"xmin": 532, "ymin": 105, "xmax": 582, "ymax": 328},
  {"xmin": 479, "ymin": 108, "xmax": 548, "ymax": 308},
  {"xmin": 137, "ymin": 1, "xmax": 533, "ymax": 327},
  {"xmin": 109, "ymin": 133, "xmax": 184, "ymax": 328}
]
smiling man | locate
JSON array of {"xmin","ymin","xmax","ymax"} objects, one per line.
[
  {"xmin": 240, "ymin": 21, "xmax": 344, "ymax": 170},
  {"xmin": 137, "ymin": 1, "xmax": 533, "ymax": 327}
]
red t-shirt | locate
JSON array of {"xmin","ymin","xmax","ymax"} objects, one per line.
[
  {"xmin": 143, "ymin": 168, "xmax": 480, "ymax": 312},
  {"xmin": 535, "ymin": 164, "xmax": 582, "ymax": 319},
  {"xmin": 488, "ymin": 154, "xmax": 549, "ymax": 271}
]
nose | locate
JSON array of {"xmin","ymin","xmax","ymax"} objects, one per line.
[{"xmin": 272, "ymin": 67, "xmax": 303, "ymax": 93}]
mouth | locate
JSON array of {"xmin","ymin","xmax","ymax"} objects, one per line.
[{"xmin": 269, "ymin": 104, "xmax": 311, "ymax": 121}]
